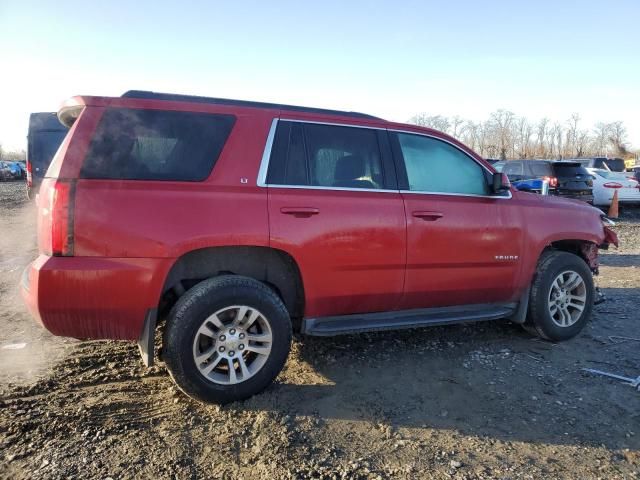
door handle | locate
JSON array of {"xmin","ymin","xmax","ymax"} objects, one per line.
[
  {"xmin": 280, "ymin": 207, "xmax": 320, "ymax": 217},
  {"xmin": 412, "ymin": 211, "xmax": 443, "ymax": 221}
]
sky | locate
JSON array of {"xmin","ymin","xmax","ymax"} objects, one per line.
[{"xmin": 0, "ymin": 0, "xmax": 638, "ymax": 151}]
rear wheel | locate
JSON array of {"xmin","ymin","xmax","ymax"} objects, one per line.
[
  {"xmin": 524, "ymin": 251, "xmax": 594, "ymax": 341},
  {"xmin": 163, "ymin": 275, "xmax": 292, "ymax": 404}
]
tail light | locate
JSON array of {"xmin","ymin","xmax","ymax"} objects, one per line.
[
  {"xmin": 44, "ymin": 180, "xmax": 76, "ymax": 256},
  {"xmin": 26, "ymin": 161, "xmax": 33, "ymax": 187},
  {"xmin": 543, "ymin": 176, "xmax": 558, "ymax": 188},
  {"xmin": 603, "ymin": 182, "xmax": 622, "ymax": 189}
]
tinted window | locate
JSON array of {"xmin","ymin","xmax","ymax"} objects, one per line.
[
  {"xmin": 552, "ymin": 164, "xmax": 589, "ymax": 177},
  {"xmin": 81, "ymin": 108, "xmax": 235, "ymax": 181},
  {"xmin": 502, "ymin": 161, "xmax": 523, "ymax": 177},
  {"xmin": 267, "ymin": 122, "xmax": 384, "ymax": 189},
  {"xmin": 604, "ymin": 158, "xmax": 625, "ymax": 172},
  {"xmin": 31, "ymin": 130, "xmax": 68, "ymax": 173},
  {"xmin": 397, "ymin": 133, "xmax": 488, "ymax": 195},
  {"xmin": 529, "ymin": 162, "xmax": 552, "ymax": 176}
]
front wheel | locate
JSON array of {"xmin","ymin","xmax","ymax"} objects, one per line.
[
  {"xmin": 524, "ymin": 251, "xmax": 594, "ymax": 341},
  {"xmin": 163, "ymin": 275, "xmax": 292, "ymax": 404}
]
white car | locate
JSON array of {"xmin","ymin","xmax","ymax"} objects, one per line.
[{"xmin": 587, "ymin": 168, "xmax": 640, "ymax": 206}]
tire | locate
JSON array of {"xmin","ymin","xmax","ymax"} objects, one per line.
[
  {"xmin": 524, "ymin": 250, "xmax": 594, "ymax": 341},
  {"xmin": 163, "ymin": 275, "xmax": 292, "ymax": 404}
]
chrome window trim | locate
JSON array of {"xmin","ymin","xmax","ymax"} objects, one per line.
[
  {"xmin": 279, "ymin": 118, "xmax": 386, "ymax": 130},
  {"xmin": 257, "ymin": 118, "xmax": 512, "ymax": 199},
  {"xmin": 388, "ymin": 127, "xmax": 493, "ymax": 174},
  {"xmin": 400, "ymin": 189, "xmax": 512, "ymax": 200},
  {"xmin": 266, "ymin": 184, "xmax": 399, "ymax": 193}
]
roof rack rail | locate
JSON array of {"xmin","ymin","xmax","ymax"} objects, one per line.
[{"xmin": 122, "ymin": 90, "xmax": 381, "ymax": 120}]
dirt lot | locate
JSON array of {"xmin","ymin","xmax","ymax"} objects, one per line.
[{"xmin": 1, "ymin": 180, "xmax": 639, "ymax": 479}]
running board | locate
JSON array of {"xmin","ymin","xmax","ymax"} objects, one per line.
[{"xmin": 301, "ymin": 303, "xmax": 518, "ymax": 336}]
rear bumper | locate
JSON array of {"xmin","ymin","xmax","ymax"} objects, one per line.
[{"xmin": 21, "ymin": 254, "xmax": 172, "ymax": 340}]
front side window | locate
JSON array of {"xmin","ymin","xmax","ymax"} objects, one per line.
[
  {"xmin": 397, "ymin": 133, "xmax": 489, "ymax": 195},
  {"xmin": 267, "ymin": 121, "xmax": 384, "ymax": 190},
  {"xmin": 82, "ymin": 108, "xmax": 235, "ymax": 181}
]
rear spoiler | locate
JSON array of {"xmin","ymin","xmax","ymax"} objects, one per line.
[{"xmin": 57, "ymin": 95, "xmax": 113, "ymax": 127}]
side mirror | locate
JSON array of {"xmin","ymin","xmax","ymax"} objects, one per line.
[{"xmin": 492, "ymin": 172, "xmax": 511, "ymax": 194}]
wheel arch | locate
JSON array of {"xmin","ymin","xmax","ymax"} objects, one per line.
[
  {"xmin": 159, "ymin": 246, "xmax": 305, "ymax": 325},
  {"xmin": 547, "ymin": 239, "xmax": 600, "ymax": 272}
]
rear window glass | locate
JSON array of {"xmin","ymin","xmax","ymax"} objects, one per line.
[
  {"xmin": 81, "ymin": 108, "xmax": 235, "ymax": 181},
  {"xmin": 30, "ymin": 130, "xmax": 68, "ymax": 172},
  {"xmin": 552, "ymin": 164, "xmax": 588, "ymax": 176}
]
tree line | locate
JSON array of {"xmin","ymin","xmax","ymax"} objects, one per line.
[{"xmin": 408, "ymin": 110, "xmax": 634, "ymax": 161}]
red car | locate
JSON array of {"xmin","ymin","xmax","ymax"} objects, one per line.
[{"xmin": 22, "ymin": 91, "xmax": 618, "ymax": 404}]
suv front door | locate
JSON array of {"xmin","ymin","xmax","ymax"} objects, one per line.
[
  {"xmin": 263, "ymin": 119, "xmax": 406, "ymax": 318},
  {"xmin": 390, "ymin": 131, "xmax": 523, "ymax": 309}
]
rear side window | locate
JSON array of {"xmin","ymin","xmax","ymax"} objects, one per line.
[
  {"xmin": 81, "ymin": 108, "xmax": 235, "ymax": 181},
  {"xmin": 502, "ymin": 161, "xmax": 524, "ymax": 177},
  {"xmin": 267, "ymin": 121, "xmax": 385, "ymax": 190},
  {"xmin": 529, "ymin": 162, "xmax": 552, "ymax": 176}
]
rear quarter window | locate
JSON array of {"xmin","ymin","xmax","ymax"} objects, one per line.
[{"xmin": 81, "ymin": 108, "xmax": 235, "ymax": 181}]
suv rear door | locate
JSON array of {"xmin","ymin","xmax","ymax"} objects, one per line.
[
  {"xmin": 263, "ymin": 119, "xmax": 406, "ymax": 318},
  {"xmin": 551, "ymin": 163, "xmax": 593, "ymax": 199},
  {"xmin": 390, "ymin": 131, "xmax": 523, "ymax": 309}
]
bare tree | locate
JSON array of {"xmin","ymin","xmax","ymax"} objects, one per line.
[
  {"xmin": 592, "ymin": 122, "xmax": 611, "ymax": 156},
  {"xmin": 565, "ymin": 113, "xmax": 580, "ymax": 157},
  {"xmin": 533, "ymin": 118, "xmax": 548, "ymax": 158},
  {"xmin": 514, "ymin": 117, "xmax": 533, "ymax": 158},
  {"xmin": 575, "ymin": 130, "xmax": 590, "ymax": 157},
  {"xmin": 608, "ymin": 121, "xmax": 628, "ymax": 156},
  {"xmin": 450, "ymin": 116, "xmax": 464, "ymax": 138},
  {"xmin": 408, "ymin": 114, "xmax": 451, "ymax": 134},
  {"xmin": 489, "ymin": 110, "xmax": 515, "ymax": 160},
  {"xmin": 407, "ymin": 111, "xmax": 632, "ymax": 160}
]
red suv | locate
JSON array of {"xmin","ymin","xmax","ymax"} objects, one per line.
[{"xmin": 22, "ymin": 91, "xmax": 618, "ymax": 404}]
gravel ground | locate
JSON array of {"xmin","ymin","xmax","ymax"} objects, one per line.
[{"xmin": 1, "ymin": 180, "xmax": 639, "ymax": 479}]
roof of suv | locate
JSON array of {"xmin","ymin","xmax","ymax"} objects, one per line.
[{"xmin": 121, "ymin": 90, "xmax": 382, "ymax": 121}]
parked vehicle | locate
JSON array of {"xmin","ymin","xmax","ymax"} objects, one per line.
[
  {"xmin": 587, "ymin": 168, "xmax": 640, "ymax": 206},
  {"xmin": 26, "ymin": 112, "xmax": 69, "ymax": 198},
  {"xmin": 511, "ymin": 177, "xmax": 549, "ymax": 194},
  {"xmin": 632, "ymin": 165, "xmax": 640, "ymax": 184},
  {"xmin": 0, "ymin": 161, "xmax": 13, "ymax": 180},
  {"xmin": 22, "ymin": 91, "xmax": 618, "ymax": 404},
  {"xmin": 566, "ymin": 157, "xmax": 626, "ymax": 173},
  {"xmin": 5, "ymin": 161, "xmax": 25, "ymax": 179},
  {"xmin": 501, "ymin": 160, "xmax": 593, "ymax": 202},
  {"xmin": 16, "ymin": 161, "xmax": 27, "ymax": 179},
  {"xmin": 491, "ymin": 160, "xmax": 506, "ymax": 172}
]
